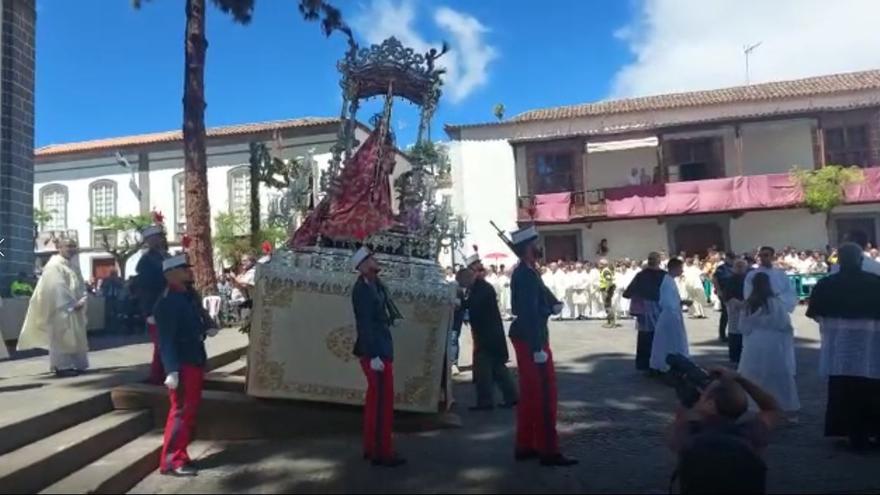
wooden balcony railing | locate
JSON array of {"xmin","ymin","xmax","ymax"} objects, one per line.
[{"xmin": 517, "ymin": 190, "xmax": 607, "ymax": 222}]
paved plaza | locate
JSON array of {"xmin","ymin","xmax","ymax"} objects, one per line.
[{"xmin": 130, "ymin": 308, "xmax": 880, "ymax": 494}]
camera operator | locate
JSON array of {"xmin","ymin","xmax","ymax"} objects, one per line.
[{"xmin": 667, "ymin": 366, "xmax": 782, "ymax": 494}]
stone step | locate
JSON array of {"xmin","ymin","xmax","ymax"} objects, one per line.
[
  {"xmin": 208, "ymin": 356, "xmax": 246, "ymax": 377},
  {"xmin": 41, "ymin": 431, "xmax": 163, "ymax": 495},
  {"xmin": 113, "ymin": 383, "xmax": 461, "ymax": 441},
  {"xmin": 0, "ymin": 410, "xmax": 152, "ymax": 494},
  {"xmin": 0, "ymin": 392, "xmax": 113, "ymax": 456}
]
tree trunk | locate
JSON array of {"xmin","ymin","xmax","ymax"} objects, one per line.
[{"xmin": 183, "ymin": 0, "xmax": 217, "ymax": 294}]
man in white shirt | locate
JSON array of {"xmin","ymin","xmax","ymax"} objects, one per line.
[
  {"xmin": 627, "ymin": 167, "xmax": 641, "ymax": 186},
  {"xmin": 744, "ymin": 246, "xmax": 798, "ymax": 314}
]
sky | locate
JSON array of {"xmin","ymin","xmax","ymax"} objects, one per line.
[{"xmin": 36, "ymin": 0, "xmax": 880, "ymax": 148}]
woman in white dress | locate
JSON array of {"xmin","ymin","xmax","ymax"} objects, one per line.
[{"xmin": 737, "ymin": 272, "xmax": 800, "ymax": 417}]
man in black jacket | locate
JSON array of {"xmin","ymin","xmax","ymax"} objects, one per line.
[
  {"xmin": 459, "ymin": 254, "xmax": 517, "ymax": 411},
  {"xmin": 351, "ymin": 247, "xmax": 405, "ymax": 468}
]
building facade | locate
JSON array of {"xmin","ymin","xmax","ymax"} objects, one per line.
[
  {"xmin": 0, "ymin": 0, "xmax": 35, "ymax": 294},
  {"xmin": 446, "ymin": 70, "xmax": 880, "ymax": 262},
  {"xmin": 34, "ymin": 117, "xmax": 411, "ymax": 281}
]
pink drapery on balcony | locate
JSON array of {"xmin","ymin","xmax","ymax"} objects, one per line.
[
  {"xmin": 604, "ymin": 167, "xmax": 880, "ymax": 218},
  {"xmin": 532, "ymin": 192, "xmax": 572, "ymax": 222}
]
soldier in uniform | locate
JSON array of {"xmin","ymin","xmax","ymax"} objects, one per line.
[
  {"xmin": 135, "ymin": 219, "xmax": 169, "ymax": 384},
  {"xmin": 351, "ymin": 247, "xmax": 406, "ymax": 468},
  {"xmin": 155, "ymin": 253, "xmax": 218, "ymax": 477},
  {"xmin": 599, "ymin": 258, "xmax": 620, "ymax": 328},
  {"xmin": 459, "ymin": 253, "xmax": 517, "ymax": 411},
  {"xmin": 508, "ymin": 226, "xmax": 578, "ymax": 467}
]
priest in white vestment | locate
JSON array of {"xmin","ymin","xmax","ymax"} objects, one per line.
[
  {"xmin": 683, "ymin": 259, "xmax": 707, "ymax": 318},
  {"xmin": 17, "ymin": 238, "xmax": 89, "ymax": 376},
  {"xmin": 496, "ymin": 266, "xmax": 512, "ymax": 319},
  {"xmin": 744, "ymin": 246, "xmax": 798, "ymax": 314},
  {"xmin": 650, "ymin": 258, "xmax": 690, "ymax": 372},
  {"xmin": 807, "ymin": 243, "xmax": 880, "ymax": 449},
  {"xmin": 568, "ymin": 263, "xmax": 590, "ymax": 319}
]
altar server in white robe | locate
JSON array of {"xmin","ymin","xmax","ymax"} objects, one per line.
[
  {"xmin": 650, "ymin": 258, "xmax": 690, "ymax": 372},
  {"xmin": 744, "ymin": 246, "xmax": 798, "ymax": 314},
  {"xmin": 17, "ymin": 238, "xmax": 89, "ymax": 376},
  {"xmin": 684, "ymin": 258, "xmax": 707, "ymax": 319},
  {"xmin": 543, "ymin": 263, "xmax": 567, "ymax": 320},
  {"xmin": 497, "ymin": 265, "xmax": 512, "ymax": 319},
  {"xmin": 737, "ymin": 272, "xmax": 800, "ymax": 415},
  {"xmin": 568, "ymin": 263, "xmax": 590, "ymax": 319}
]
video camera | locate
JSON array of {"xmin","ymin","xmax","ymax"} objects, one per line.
[{"xmin": 666, "ymin": 353, "xmax": 714, "ymax": 408}]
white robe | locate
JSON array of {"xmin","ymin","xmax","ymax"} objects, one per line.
[
  {"xmin": 17, "ymin": 254, "xmax": 89, "ymax": 371},
  {"xmin": 0, "ymin": 298, "xmax": 8, "ymax": 359},
  {"xmin": 587, "ymin": 269, "xmax": 605, "ymax": 318},
  {"xmin": 650, "ymin": 275, "xmax": 690, "ymax": 371},
  {"xmin": 568, "ymin": 270, "xmax": 590, "ymax": 317},
  {"xmin": 496, "ymin": 274, "xmax": 511, "ymax": 315},
  {"xmin": 744, "ymin": 267, "xmax": 798, "ymax": 314},
  {"xmin": 737, "ymin": 298, "xmax": 800, "ymax": 412}
]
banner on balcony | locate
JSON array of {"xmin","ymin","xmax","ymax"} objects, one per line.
[
  {"xmin": 605, "ymin": 168, "xmax": 880, "ymax": 218},
  {"xmin": 533, "ymin": 192, "xmax": 571, "ymax": 222}
]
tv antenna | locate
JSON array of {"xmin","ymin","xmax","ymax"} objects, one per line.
[{"xmin": 743, "ymin": 41, "xmax": 762, "ymax": 84}]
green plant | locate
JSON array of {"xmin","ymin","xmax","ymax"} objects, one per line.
[
  {"xmin": 90, "ymin": 214, "xmax": 155, "ymax": 279},
  {"xmin": 791, "ymin": 165, "xmax": 864, "ymax": 214},
  {"xmin": 34, "ymin": 208, "xmax": 53, "ymax": 229},
  {"xmin": 214, "ymin": 211, "xmax": 286, "ymax": 266}
]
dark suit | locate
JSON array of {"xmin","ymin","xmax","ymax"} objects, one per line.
[
  {"xmin": 136, "ymin": 248, "xmax": 168, "ymax": 384},
  {"xmin": 352, "ymin": 276, "xmax": 395, "ymax": 360},
  {"xmin": 509, "ymin": 263, "xmax": 561, "ymax": 457},
  {"xmin": 465, "ymin": 278, "xmax": 516, "ymax": 407},
  {"xmin": 351, "ymin": 275, "xmax": 396, "ymax": 462}
]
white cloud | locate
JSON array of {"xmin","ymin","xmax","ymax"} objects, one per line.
[
  {"xmin": 354, "ymin": 0, "xmax": 497, "ymax": 103},
  {"xmin": 611, "ymin": 0, "xmax": 880, "ymax": 98}
]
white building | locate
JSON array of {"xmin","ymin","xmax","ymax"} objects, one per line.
[
  {"xmin": 445, "ymin": 69, "xmax": 880, "ymax": 262},
  {"xmin": 34, "ymin": 117, "xmax": 412, "ymax": 281}
]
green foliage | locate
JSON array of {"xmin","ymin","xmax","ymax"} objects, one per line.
[
  {"xmin": 33, "ymin": 208, "xmax": 53, "ymax": 228},
  {"xmin": 493, "ymin": 103, "xmax": 505, "ymax": 121},
  {"xmin": 133, "ymin": 0, "xmax": 254, "ymax": 23},
  {"xmin": 214, "ymin": 211, "xmax": 286, "ymax": 265},
  {"xmin": 791, "ymin": 165, "xmax": 864, "ymax": 214},
  {"xmin": 89, "ymin": 214, "xmax": 155, "ymax": 279}
]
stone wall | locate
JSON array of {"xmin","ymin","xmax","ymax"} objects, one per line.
[{"xmin": 0, "ymin": 0, "xmax": 35, "ymax": 295}]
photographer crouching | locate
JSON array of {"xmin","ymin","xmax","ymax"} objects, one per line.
[{"xmin": 665, "ymin": 354, "xmax": 782, "ymax": 494}]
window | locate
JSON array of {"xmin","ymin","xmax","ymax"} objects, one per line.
[
  {"xmin": 825, "ymin": 125, "xmax": 871, "ymax": 167},
  {"xmin": 39, "ymin": 184, "xmax": 67, "ymax": 232},
  {"xmin": 668, "ymin": 138, "xmax": 723, "ymax": 181},
  {"xmin": 90, "ymin": 180, "xmax": 117, "ymax": 219},
  {"xmin": 228, "ymin": 167, "xmax": 251, "ymax": 214},
  {"xmin": 173, "ymin": 173, "xmax": 186, "ymax": 239},
  {"xmin": 533, "ymin": 152, "xmax": 574, "ymax": 194}
]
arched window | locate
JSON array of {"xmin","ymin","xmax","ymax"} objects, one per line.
[
  {"xmin": 172, "ymin": 172, "xmax": 186, "ymax": 239},
  {"xmin": 228, "ymin": 166, "xmax": 251, "ymax": 215},
  {"xmin": 39, "ymin": 184, "xmax": 68, "ymax": 231},
  {"xmin": 90, "ymin": 180, "xmax": 117, "ymax": 219},
  {"xmin": 90, "ymin": 180, "xmax": 117, "ymax": 247}
]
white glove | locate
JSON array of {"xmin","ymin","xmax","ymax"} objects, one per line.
[
  {"xmin": 533, "ymin": 351, "xmax": 548, "ymax": 364},
  {"xmin": 370, "ymin": 357, "xmax": 385, "ymax": 372},
  {"xmin": 164, "ymin": 372, "xmax": 179, "ymax": 390},
  {"xmin": 552, "ymin": 303, "xmax": 563, "ymax": 315},
  {"xmin": 206, "ymin": 327, "xmax": 219, "ymax": 337},
  {"xmin": 146, "ymin": 316, "xmax": 157, "ymax": 325}
]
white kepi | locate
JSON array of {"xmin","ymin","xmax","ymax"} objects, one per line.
[
  {"xmin": 510, "ymin": 225, "xmax": 538, "ymax": 247},
  {"xmin": 464, "ymin": 252, "xmax": 481, "ymax": 269},
  {"xmin": 351, "ymin": 246, "xmax": 373, "ymax": 271},
  {"xmin": 163, "ymin": 254, "xmax": 191, "ymax": 272}
]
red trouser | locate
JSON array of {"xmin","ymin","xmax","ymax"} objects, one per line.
[
  {"xmin": 147, "ymin": 321, "xmax": 165, "ymax": 385},
  {"xmin": 359, "ymin": 358, "xmax": 394, "ymax": 461},
  {"xmin": 160, "ymin": 364, "xmax": 205, "ymax": 472},
  {"xmin": 512, "ymin": 338, "xmax": 559, "ymax": 457}
]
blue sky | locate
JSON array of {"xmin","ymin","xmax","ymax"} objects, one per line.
[{"xmin": 36, "ymin": 0, "xmax": 880, "ymax": 147}]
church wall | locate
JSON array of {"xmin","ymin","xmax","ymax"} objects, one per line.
[{"xmin": 729, "ymin": 209, "xmax": 828, "ymax": 253}]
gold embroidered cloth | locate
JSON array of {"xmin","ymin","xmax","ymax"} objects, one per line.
[{"xmin": 246, "ymin": 248, "xmax": 456, "ymax": 413}]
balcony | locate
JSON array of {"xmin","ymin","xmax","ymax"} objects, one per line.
[{"xmin": 517, "ymin": 167, "xmax": 880, "ymax": 223}]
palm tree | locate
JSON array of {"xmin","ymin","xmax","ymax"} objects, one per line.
[{"xmin": 133, "ymin": 0, "xmax": 348, "ymax": 292}]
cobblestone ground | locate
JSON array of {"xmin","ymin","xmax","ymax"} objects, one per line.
[{"xmin": 133, "ymin": 308, "xmax": 880, "ymax": 494}]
